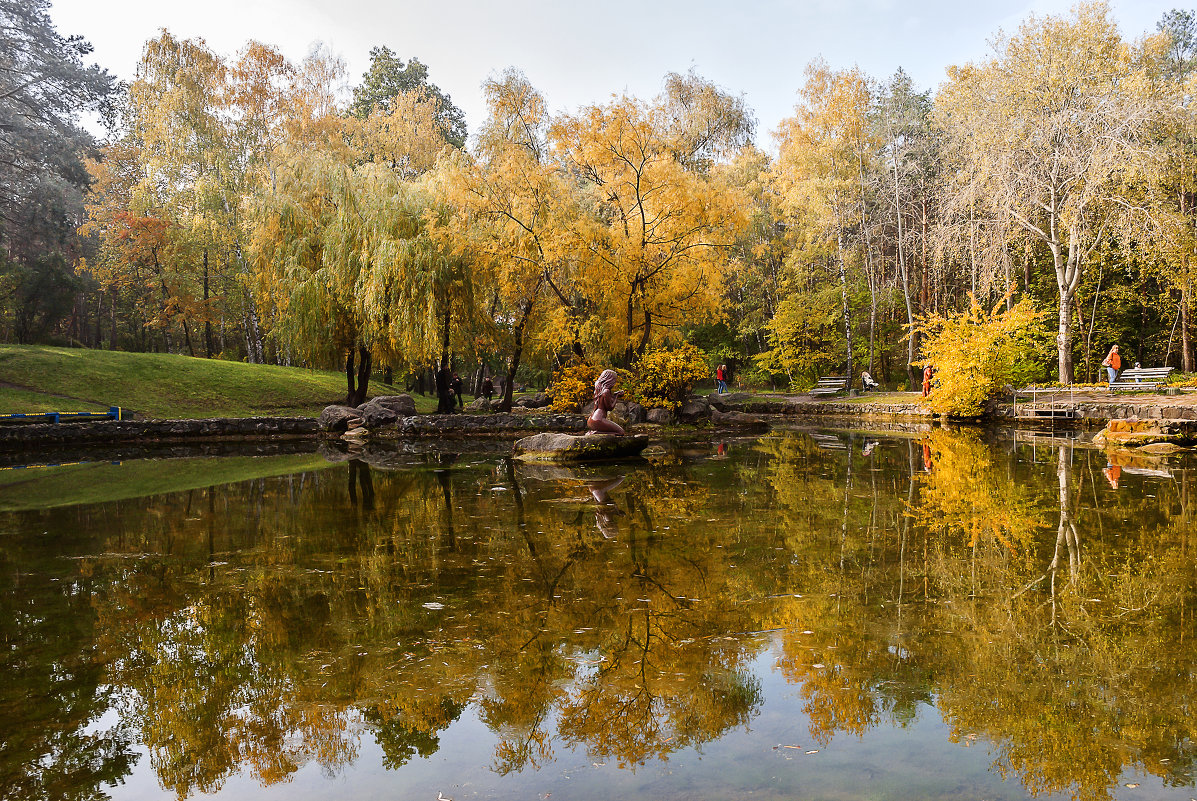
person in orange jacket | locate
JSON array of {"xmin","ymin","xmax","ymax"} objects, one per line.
[{"xmin": 1101, "ymin": 345, "xmax": 1121, "ymax": 385}]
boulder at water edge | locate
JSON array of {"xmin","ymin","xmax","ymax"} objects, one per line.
[
  {"xmin": 320, "ymin": 404, "xmax": 364, "ymax": 432},
  {"xmin": 1093, "ymin": 418, "xmax": 1195, "ymax": 449},
  {"xmin": 513, "ymin": 432, "xmax": 649, "ymax": 462},
  {"xmin": 356, "ymin": 394, "xmax": 417, "ymax": 426},
  {"xmin": 515, "ymin": 392, "xmax": 551, "ymax": 409}
]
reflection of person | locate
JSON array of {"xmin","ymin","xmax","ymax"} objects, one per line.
[
  {"xmin": 716, "ymin": 441, "xmax": 727, "ymax": 457},
  {"xmin": 922, "ymin": 366, "xmax": 934, "ymax": 398},
  {"xmin": 922, "ymin": 441, "xmax": 933, "ymax": 472},
  {"xmin": 1101, "ymin": 345, "xmax": 1121, "ymax": 385},
  {"xmin": 861, "ymin": 371, "xmax": 879, "ymax": 392},
  {"xmin": 587, "ymin": 369, "xmax": 626, "ymax": 435},
  {"xmin": 862, "ymin": 440, "xmax": 877, "ymax": 456},
  {"xmin": 1103, "ymin": 462, "xmax": 1121, "ymax": 489}
]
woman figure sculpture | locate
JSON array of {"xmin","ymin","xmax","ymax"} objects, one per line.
[{"xmin": 587, "ymin": 369, "xmax": 626, "ymax": 435}]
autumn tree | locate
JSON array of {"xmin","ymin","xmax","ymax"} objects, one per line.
[
  {"xmin": 875, "ymin": 68, "xmax": 940, "ymax": 386},
  {"xmin": 439, "ymin": 69, "xmax": 586, "ymax": 410},
  {"xmin": 773, "ymin": 61, "xmax": 877, "ymax": 385},
  {"xmin": 935, "ymin": 1, "xmax": 1166, "ymax": 383},
  {"xmin": 551, "ymin": 79, "xmax": 751, "ymax": 363}
]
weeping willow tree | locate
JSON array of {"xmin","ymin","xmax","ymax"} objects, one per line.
[{"xmin": 250, "ymin": 144, "xmax": 481, "ymax": 408}]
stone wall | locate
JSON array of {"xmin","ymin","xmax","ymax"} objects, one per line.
[
  {"xmin": 0, "ymin": 417, "xmax": 320, "ymax": 452},
  {"xmin": 385, "ymin": 412, "xmax": 586, "ymax": 436}
]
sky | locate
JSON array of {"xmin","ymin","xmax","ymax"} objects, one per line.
[{"xmin": 48, "ymin": 0, "xmax": 1181, "ymax": 146}]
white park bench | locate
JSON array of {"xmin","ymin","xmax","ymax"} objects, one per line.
[
  {"xmin": 809, "ymin": 375, "xmax": 850, "ymax": 396},
  {"xmin": 1108, "ymin": 366, "xmax": 1173, "ymax": 392}
]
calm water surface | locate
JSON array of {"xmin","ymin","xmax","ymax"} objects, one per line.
[{"xmin": 2, "ymin": 427, "xmax": 1195, "ymax": 801}]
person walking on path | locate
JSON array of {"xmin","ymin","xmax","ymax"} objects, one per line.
[
  {"xmin": 1101, "ymin": 346, "xmax": 1121, "ymax": 386},
  {"xmin": 587, "ymin": 369, "xmax": 626, "ymax": 435}
]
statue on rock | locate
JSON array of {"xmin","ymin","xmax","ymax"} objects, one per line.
[{"xmin": 587, "ymin": 369, "xmax": 626, "ymax": 435}]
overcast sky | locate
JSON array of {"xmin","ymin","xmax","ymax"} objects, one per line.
[{"xmin": 48, "ymin": 0, "xmax": 1180, "ymax": 146}]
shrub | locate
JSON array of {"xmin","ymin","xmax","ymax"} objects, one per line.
[
  {"xmin": 913, "ymin": 297, "xmax": 1042, "ymax": 417},
  {"xmin": 629, "ymin": 344, "xmax": 710, "ymax": 411},
  {"xmin": 546, "ymin": 361, "xmax": 599, "ymax": 413}
]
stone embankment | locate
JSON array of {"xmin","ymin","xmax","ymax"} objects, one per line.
[
  {"xmin": 6, "ymin": 390, "xmax": 1196, "ymax": 454},
  {"xmin": 0, "ymin": 417, "xmax": 319, "ymax": 453}
]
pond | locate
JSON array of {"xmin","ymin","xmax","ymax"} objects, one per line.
[{"xmin": 2, "ymin": 426, "xmax": 1195, "ymax": 801}]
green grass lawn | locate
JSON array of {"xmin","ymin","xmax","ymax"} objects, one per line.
[{"xmin": 0, "ymin": 345, "xmax": 450, "ymax": 419}]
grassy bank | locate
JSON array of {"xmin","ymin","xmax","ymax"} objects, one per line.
[
  {"xmin": 0, "ymin": 453, "xmax": 333, "ymax": 511},
  {"xmin": 0, "ymin": 345, "xmax": 443, "ymax": 419}
]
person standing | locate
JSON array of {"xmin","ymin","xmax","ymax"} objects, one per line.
[
  {"xmin": 921, "ymin": 365, "xmax": 934, "ymax": 398},
  {"xmin": 1101, "ymin": 345, "xmax": 1121, "ymax": 385},
  {"xmin": 451, "ymin": 372, "xmax": 464, "ymax": 410},
  {"xmin": 481, "ymin": 376, "xmax": 494, "ymax": 401},
  {"xmin": 715, "ymin": 364, "xmax": 725, "ymax": 394}
]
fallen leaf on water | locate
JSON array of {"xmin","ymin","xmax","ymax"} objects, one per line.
[
  {"xmin": 782, "ymin": 745, "xmax": 802, "ymax": 749},
  {"xmin": 806, "ymin": 750, "xmax": 819, "ymax": 755},
  {"xmin": 1124, "ymin": 783, "xmax": 1139, "ymax": 788}
]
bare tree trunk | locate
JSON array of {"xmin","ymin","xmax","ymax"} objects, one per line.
[
  {"xmin": 838, "ymin": 242, "xmax": 854, "ymax": 385},
  {"xmin": 1084, "ymin": 263, "xmax": 1103, "ymax": 384},
  {"xmin": 203, "ymin": 248, "xmax": 214, "ymax": 358},
  {"xmin": 436, "ymin": 307, "xmax": 455, "ymax": 414},
  {"xmin": 1057, "ymin": 294, "xmax": 1074, "ymax": 385},
  {"xmin": 353, "ymin": 345, "xmax": 371, "ymax": 406},
  {"xmin": 501, "ymin": 292, "xmax": 539, "ymax": 412},
  {"xmin": 1183, "ymin": 283, "xmax": 1194, "ymax": 373}
]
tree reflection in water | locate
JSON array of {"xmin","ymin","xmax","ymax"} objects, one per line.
[{"xmin": 0, "ymin": 429, "xmax": 1194, "ymax": 800}]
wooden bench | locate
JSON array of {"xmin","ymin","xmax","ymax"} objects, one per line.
[
  {"xmin": 1108, "ymin": 367, "xmax": 1173, "ymax": 392},
  {"xmin": 810, "ymin": 375, "xmax": 850, "ymax": 396}
]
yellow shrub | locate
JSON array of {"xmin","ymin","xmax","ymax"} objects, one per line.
[
  {"xmin": 546, "ymin": 362, "xmax": 598, "ymax": 413},
  {"xmin": 629, "ymin": 344, "xmax": 710, "ymax": 411},
  {"xmin": 914, "ymin": 297, "xmax": 1041, "ymax": 417}
]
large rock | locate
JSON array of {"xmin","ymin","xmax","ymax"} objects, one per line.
[
  {"xmin": 621, "ymin": 402, "xmax": 646, "ymax": 424},
  {"xmin": 711, "ymin": 409, "xmax": 769, "ymax": 429},
  {"xmin": 1093, "ymin": 418, "xmax": 1196, "ymax": 448},
  {"xmin": 515, "ymin": 392, "xmax": 551, "ymax": 409},
  {"xmin": 513, "ymin": 432, "xmax": 650, "ymax": 462},
  {"xmin": 320, "ymin": 405, "xmax": 364, "ymax": 432},
  {"xmin": 678, "ymin": 397, "xmax": 711, "ymax": 422},
  {"xmin": 356, "ymin": 394, "xmax": 417, "ymax": 427},
  {"xmin": 467, "ymin": 397, "xmax": 492, "ymax": 412},
  {"xmin": 645, "ymin": 407, "xmax": 673, "ymax": 425}
]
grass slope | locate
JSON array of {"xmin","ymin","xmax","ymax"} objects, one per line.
[
  {"xmin": 0, "ymin": 453, "xmax": 333, "ymax": 511},
  {"xmin": 0, "ymin": 345, "xmax": 441, "ymax": 419}
]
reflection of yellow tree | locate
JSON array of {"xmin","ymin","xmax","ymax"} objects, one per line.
[
  {"xmin": 67, "ymin": 435, "xmax": 1197, "ymax": 801},
  {"xmin": 914, "ymin": 428, "xmax": 1044, "ymax": 556},
  {"xmin": 83, "ymin": 454, "xmax": 772, "ymax": 792}
]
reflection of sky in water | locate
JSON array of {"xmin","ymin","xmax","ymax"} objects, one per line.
[
  {"xmin": 185, "ymin": 644, "xmax": 1099, "ymax": 801},
  {"xmin": 4, "ymin": 433, "xmax": 1195, "ymax": 801}
]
